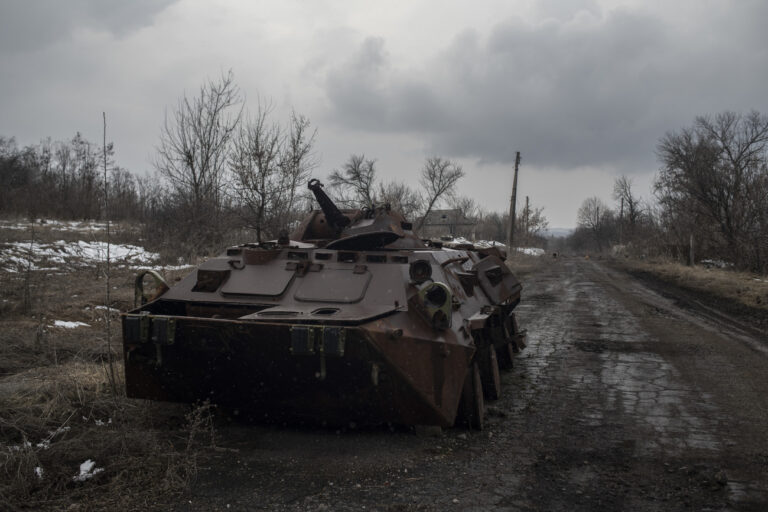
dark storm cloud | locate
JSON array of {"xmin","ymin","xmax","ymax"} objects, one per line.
[
  {"xmin": 0, "ymin": 0, "xmax": 175, "ymax": 53},
  {"xmin": 325, "ymin": 36, "xmax": 452, "ymax": 136},
  {"xmin": 324, "ymin": 4, "xmax": 768, "ymax": 172}
]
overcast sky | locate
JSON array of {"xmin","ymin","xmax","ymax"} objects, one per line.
[{"xmin": 1, "ymin": 0, "xmax": 766, "ymax": 228}]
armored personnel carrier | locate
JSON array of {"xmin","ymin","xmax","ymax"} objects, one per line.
[{"xmin": 122, "ymin": 179, "xmax": 526, "ymax": 429}]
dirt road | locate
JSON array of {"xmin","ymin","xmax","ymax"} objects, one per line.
[{"xmin": 179, "ymin": 257, "xmax": 768, "ymax": 511}]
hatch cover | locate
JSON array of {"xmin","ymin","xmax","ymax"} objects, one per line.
[{"xmin": 294, "ymin": 269, "xmax": 371, "ymax": 303}]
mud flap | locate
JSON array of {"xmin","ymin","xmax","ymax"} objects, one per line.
[
  {"xmin": 477, "ymin": 347, "xmax": 502, "ymax": 400},
  {"xmin": 456, "ymin": 362, "xmax": 484, "ymax": 430}
]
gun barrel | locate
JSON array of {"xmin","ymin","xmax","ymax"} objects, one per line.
[{"xmin": 308, "ymin": 179, "xmax": 351, "ymax": 231}]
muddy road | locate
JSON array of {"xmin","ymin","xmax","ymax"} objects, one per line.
[{"xmin": 179, "ymin": 257, "xmax": 768, "ymax": 511}]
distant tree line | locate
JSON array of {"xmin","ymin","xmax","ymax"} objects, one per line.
[
  {"xmin": 0, "ymin": 133, "xmax": 160, "ymax": 222},
  {"xmin": 567, "ymin": 111, "xmax": 768, "ymax": 273},
  {"xmin": 3, "ymin": 71, "xmax": 550, "ymax": 260},
  {"xmin": 2, "ymin": 71, "xmax": 555, "ymax": 261}
]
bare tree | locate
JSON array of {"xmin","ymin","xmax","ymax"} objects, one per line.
[
  {"xmin": 613, "ymin": 175, "xmax": 644, "ymax": 228},
  {"xmin": 449, "ymin": 195, "xmax": 479, "ymax": 220},
  {"xmin": 229, "ymin": 103, "xmax": 316, "ymax": 242},
  {"xmin": 656, "ymin": 110, "xmax": 768, "ymax": 269},
  {"xmin": 475, "ymin": 211, "xmax": 508, "ymax": 242},
  {"xmin": 577, "ymin": 196, "xmax": 614, "ymax": 251},
  {"xmin": 280, "ymin": 112, "xmax": 317, "ymax": 220},
  {"xmin": 155, "ymin": 71, "xmax": 242, "ymax": 212},
  {"xmin": 517, "ymin": 201, "xmax": 549, "ymax": 245},
  {"xmin": 416, "ymin": 156, "xmax": 465, "ymax": 231},
  {"xmin": 329, "ymin": 154, "xmax": 377, "ymax": 207},
  {"xmin": 153, "ymin": 71, "xmax": 242, "ymax": 255},
  {"xmin": 377, "ymin": 180, "xmax": 421, "ymax": 220}
]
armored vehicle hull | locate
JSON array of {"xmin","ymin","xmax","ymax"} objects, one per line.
[{"xmin": 122, "ymin": 181, "xmax": 526, "ymax": 428}]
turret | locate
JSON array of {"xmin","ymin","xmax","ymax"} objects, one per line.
[{"xmin": 292, "ymin": 179, "xmax": 425, "ymax": 250}]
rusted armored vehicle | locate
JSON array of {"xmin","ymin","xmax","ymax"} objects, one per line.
[{"xmin": 122, "ymin": 179, "xmax": 526, "ymax": 429}]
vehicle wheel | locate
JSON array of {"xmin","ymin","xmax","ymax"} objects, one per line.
[
  {"xmin": 478, "ymin": 347, "xmax": 502, "ymax": 400},
  {"xmin": 456, "ymin": 362, "xmax": 485, "ymax": 430}
]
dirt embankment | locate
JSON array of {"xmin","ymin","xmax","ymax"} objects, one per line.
[{"xmin": 609, "ymin": 258, "xmax": 768, "ymax": 335}]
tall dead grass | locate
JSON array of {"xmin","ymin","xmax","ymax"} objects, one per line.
[
  {"xmin": 618, "ymin": 257, "xmax": 768, "ymax": 311},
  {"xmin": 0, "ymin": 221, "xmax": 213, "ymax": 510},
  {"xmin": 0, "ymin": 361, "xmax": 215, "ymax": 511},
  {"xmin": 506, "ymin": 252, "xmax": 550, "ymax": 279}
]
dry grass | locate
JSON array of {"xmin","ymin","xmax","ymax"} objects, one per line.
[
  {"xmin": 617, "ymin": 256, "xmax": 768, "ymax": 312},
  {"xmin": 506, "ymin": 252, "xmax": 550, "ymax": 279},
  {"xmin": 0, "ymin": 360, "xmax": 216, "ymax": 511},
  {"xmin": 0, "ymin": 222, "xmax": 212, "ymax": 511}
]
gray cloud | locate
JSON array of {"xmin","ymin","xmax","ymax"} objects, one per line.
[
  {"xmin": 323, "ymin": 4, "xmax": 768, "ymax": 172},
  {"xmin": 325, "ymin": 37, "xmax": 450, "ymax": 133},
  {"xmin": 0, "ymin": 0, "xmax": 175, "ymax": 53}
]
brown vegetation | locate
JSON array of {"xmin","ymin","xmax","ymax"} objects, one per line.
[
  {"xmin": 0, "ymin": 220, "xmax": 215, "ymax": 510},
  {"xmin": 616, "ymin": 257, "xmax": 768, "ymax": 313},
  {"xmin": 569, "ymin": 111, "xmax": 768, "ymax": 275}
]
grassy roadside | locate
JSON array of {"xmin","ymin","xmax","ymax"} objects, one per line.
[
  {"xmin": 609, "ymin": 257, "xmax": 768, "ymax": 332},
  {"xmin": 0, "ymin": 221, "xmax": 213, "ymax": 511},
  {"xmin": 506, "ymin": 253, "xmax": 549, "ymax": 279}
]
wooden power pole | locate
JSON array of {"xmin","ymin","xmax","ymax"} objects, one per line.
[
  {"xmin": 506, "ymin": 151, "xmax": 521, "ymax": 253},
  {"xmin": 524, "ymin": 195, "xmax": 529, "ymax": 247}
]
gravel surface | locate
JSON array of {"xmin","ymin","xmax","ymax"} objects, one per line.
[{"xmin": 177, "ymin": 257, "xmax": 768, "ymax": 511}]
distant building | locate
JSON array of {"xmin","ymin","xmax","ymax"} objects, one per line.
[{"xmin": 420, "ymin": 209, "xmax": 476, "ymax": 239}]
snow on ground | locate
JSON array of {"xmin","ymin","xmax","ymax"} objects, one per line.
[
  {"xmin": 474, "ymin": 240, "xmax": 506, "ymax": 249},
  {"xmin": 0, "ymin": 217, "xmax": 193, "ymax": 273},
  {"xmin": 701, "ymin": 259, "xmax": 734, "ymax": 269},
  {"xmin": 0, "ymin": 240, "xmax": 161, "ymax": 273},
  {"xmin": 440, "ymin": 237, "xmax": 545, "ymax": 256},
  {"xmin": 0, "ymin": 219, "xmax": 107, "ymax": 232},
  {"xmin": 517, "ymin": 247, "xmax": 546, "ymax": 256},
  {"xmin": 84, "ymin": 305, "xmax": 120, "ymax": 314},
  {"xmin": 52, "ymin": 320, "xmax": 90, "ymax": 329},
  {"xmin": 72, "ymin": 459, "xmax": 104, "ymax": 482}
]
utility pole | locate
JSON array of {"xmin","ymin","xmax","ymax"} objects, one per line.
[
  {"xmin": 506, "ymin": 151, "xmax": 521, "ymax": 254},
  {"xmin": 524, "ymin": 195, "xmax": 529, "ymax": 247}
]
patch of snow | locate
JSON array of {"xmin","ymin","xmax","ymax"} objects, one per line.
[
  {"xmin": 85, "ymin": 306, "xmax": 120, "ymax": 314},
  {"xmin": 132, "ymin": 264, "xmax": 194, "ymax": 272},
  {"xmin": 0, "ymin": 219, "xmax": 108, "ymax": 232},
  {"xmin": 517, "ymin": 247, "xmax": 546, "ymax": 256},
  {"xmin": 474, "ymin": 240, "xmax": 505, "ymax": 249},
  {"xmin": 1, "ymin": 239, "xmax": 161, "ymax": 273},
  {"xmin": 53, "ymin": 320, "xmax": 90, "ymax": 329},
  {"xmin": 700, "ymin": 259, "xmax": 733, "ymax": 269},
  {"xmin": 94, "ymin": 305, "xmax": 119, "ymax": 312},
  {"xmin": 49, "ymin": 425, "xmax": 71, "ymax": 437},
  {"xmin": 72, "ymin": 459, "xmax": 104, "ymax": 482},
  {"xmin": 9, "ymin": 440, "xmax": 32, "ymax": 451}
]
